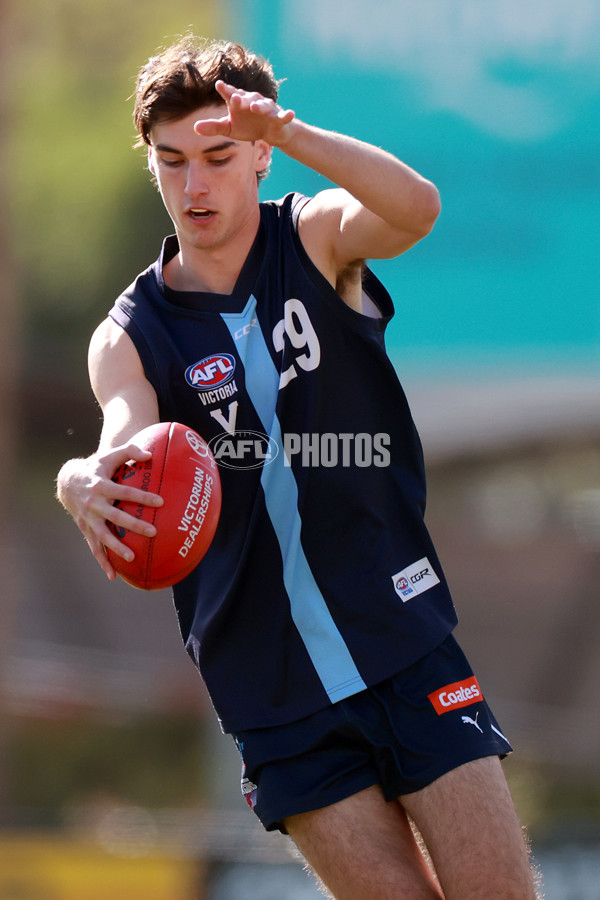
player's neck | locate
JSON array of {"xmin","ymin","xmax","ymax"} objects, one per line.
[{"xmin": 165, "ymin": 217, "xmax": 260, "ymax": 296}]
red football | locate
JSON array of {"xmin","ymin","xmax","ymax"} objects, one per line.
[{"xmin": 106, "ymin": 421, "xmax": 221, "ymax": 590}]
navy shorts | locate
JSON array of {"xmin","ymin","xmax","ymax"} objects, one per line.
[{"xmin": 233, "ymin": 634, "xmax": 512, "ymax": 832}]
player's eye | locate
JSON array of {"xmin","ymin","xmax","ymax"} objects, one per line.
[{"xmin": 161, "ymin": 157, "xmax": 184, "ymax": 168}]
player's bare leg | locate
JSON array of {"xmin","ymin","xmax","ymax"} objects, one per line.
[
  {"xmin": 400, "ymin": 756, "xmax": 539, "ymax": 899},
  {"xmin": 284, "ymin": 784, "xmax": 443, "ymax": 899}
]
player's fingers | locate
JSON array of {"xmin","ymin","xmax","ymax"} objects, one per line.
[
  {"xmin": 75, "ymin": 500, "xmax": 143, "ymax": 550},
  {"xmin": 217, "ymin": 81, "xmax": 263, "ymax": 108},
  {"xmin": 248, "ymin": 97, "xmax": 274, "ymax": 115},
  {"xmin": 111, "ymin": 480, "xmax": 163, "ymax": 508},
  {"xmin": 279, "ymin": 108, "xmax": 295, "ymax": 124},
  {"xmin": 85, "ymin": 532, "xmax": 119, "ymax": 580},
  {"xmin": 77, "ymin": 490, "xmax": 156, "ymax": 543},
  {"xmin": 98, "ymin": 524, "xmax": 135, "ymax": 562},
  {"xmin": 76, "ymin": 475, "xmax": 158, "ymax": 526},
  {"xmin": 106, "ymin": 506, "xmax": 156, "ymax": 537},
  {"xmin": 104, "ymin": 502, "xmax": 157, "ymax": 539},
  {"xmin": 214, "ymin": 79, "xmax": 236, "ymax": 100},
  {"xmin": 194, "ymin": 116, "xmax": 231, "ymax": 136},
  {"xmin": 101, "ymin": 442, "xmax": 148, "ymax": 467}
]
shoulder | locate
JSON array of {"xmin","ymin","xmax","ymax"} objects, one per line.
[
  {"xmin": 111, "ymin": 237, "xmax": 173, "ymax": 316},
  {"xmin": 89, "ymin": 316, "xmax": 137, "ymax": 358},
  {"xmin": 295, "ymin": 188, "xmax": 355, "ymax": 289},
  {"xmin": 296, "ymin": 188, "xmax": 349, "ymax": 226},
  {"xmin": 259, "ymin": 192, "xmax": 308, "ymax": 226},
  {"xmin": 88, "ymin": 317, "xmax": 145, "ymax": 392}
]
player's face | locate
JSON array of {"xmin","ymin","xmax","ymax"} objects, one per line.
[{"xmin": 148, "ymin": 106, "xmax": 271, "ymax": 254}]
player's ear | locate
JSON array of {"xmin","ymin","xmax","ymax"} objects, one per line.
[
  {"xmin": 147, "ymin": 147, "xmax": 156, "ymax": 177},
  {"xmin": 254, "ymin": 140, "xmax": 272, "ymax": 175}
]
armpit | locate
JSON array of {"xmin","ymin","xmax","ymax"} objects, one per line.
[{"xmin": 336, "ymin": 262, "xmax": 381, "ymax": 318}]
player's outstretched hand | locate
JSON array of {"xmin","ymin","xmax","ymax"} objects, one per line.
[
  {"xmin": 56, "ymin": 442, "xmax": 164, "ymax": 581},
  {"xmin": 194, "ymin": 80, "xmax": 295, "ymax": 147}
]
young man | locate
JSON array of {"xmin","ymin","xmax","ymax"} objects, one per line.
[{"xmin": 57, "ymin": 37, "xmax": 538, "ymax": 899}]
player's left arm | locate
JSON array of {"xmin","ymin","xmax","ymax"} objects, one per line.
[
  {"xmin": 281, "ymin": 125, "xmax": 441, "ymax": 270},
  {"xmin": 195, "ymin": 81, "xmax": 441, "ymax": 272}
]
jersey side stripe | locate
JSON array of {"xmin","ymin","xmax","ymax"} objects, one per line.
[{"xmin": 221, "ymin": 300, "xmax": 367, "ymax": 702}]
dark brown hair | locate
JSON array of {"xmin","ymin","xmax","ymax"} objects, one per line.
[{"xmin": 134, "ymin": 36, "xmax": 280, "ymax": 147}]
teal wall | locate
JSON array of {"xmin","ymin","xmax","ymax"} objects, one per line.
[{"xmin": 224, "ymin": 0, "xmax": 600, "ymax": 376}]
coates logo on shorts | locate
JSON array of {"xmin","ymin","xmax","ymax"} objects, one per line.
[
  {"xmin": 208, "ymin": 430, "xmax": 279, "ymax": 470},
  {"xmin": 428, "ymin": 677, "xmax": 482, "ymax": 715},
  {"xmin": 185, "ymin": 354, "xmax": 236, "ymax": 391}
]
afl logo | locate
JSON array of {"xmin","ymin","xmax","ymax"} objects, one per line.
[
  {"xmin": 185, "ymin": 354, "xmax": 236, "ymax": 391},
  {"xmin": 395, "ymin": 576, "xmax": 414, "ymax": 599}
]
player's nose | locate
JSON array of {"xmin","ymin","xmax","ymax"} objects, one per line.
[{"xmin": 185, "ymin": 160, "xmax": 209, "ymax": 196}]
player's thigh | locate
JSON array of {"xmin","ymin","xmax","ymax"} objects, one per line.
[
  {"xmin": 283, "ymin": 783, "xmax": 443, "ymax": 900},
  {"xmin": 400, "ymin": 756, "xmax": 537, "ymax": 900}
]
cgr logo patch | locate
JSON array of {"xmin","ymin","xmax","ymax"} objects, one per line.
[
  {"xmin": 392, "ymin": 557, "xmax": 440, "ymax": 602},
  {"xmin": 428, "ymin": 677, "xmax": 482, "ymax": 715},
  {"xmin": 185, "ymin": 353, "xmax": 236, "ymax": 390}
]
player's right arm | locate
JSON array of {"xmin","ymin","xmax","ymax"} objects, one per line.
[{"xmin": 56, "ymin": 317, "xmax": 163, "ymax": 580}]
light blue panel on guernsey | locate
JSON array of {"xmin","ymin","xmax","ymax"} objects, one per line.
[{"xmin": 221, "ymin": 297, "xmax": 366, "ymax": 702}]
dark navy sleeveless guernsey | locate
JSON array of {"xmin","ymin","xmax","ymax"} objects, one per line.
[{"xmin": 109, "ymin": 193, "xmax": 458, "ymax": 733}]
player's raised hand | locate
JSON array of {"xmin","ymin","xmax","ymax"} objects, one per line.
[
  {"xmin": 194, "ymin": 80, "xmax": 295, "ymax": 146},
  {"xmin": 56, "ymin": 442, "xmax": 163, "ymax": 580}
]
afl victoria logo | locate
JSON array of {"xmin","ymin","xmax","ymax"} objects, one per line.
[{"xmin": 185, "ymin": 354, "xmax": 236, "ymax": 390}]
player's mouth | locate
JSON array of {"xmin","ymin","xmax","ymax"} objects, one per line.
[{"xmin": 188, "ymin": 208, "xmax": 214, "ymax": 220}]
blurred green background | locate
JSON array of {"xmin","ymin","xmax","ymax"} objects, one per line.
[{"xmin": 1, "ymin": 1, "xmax": 599, "ymax": 897}]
